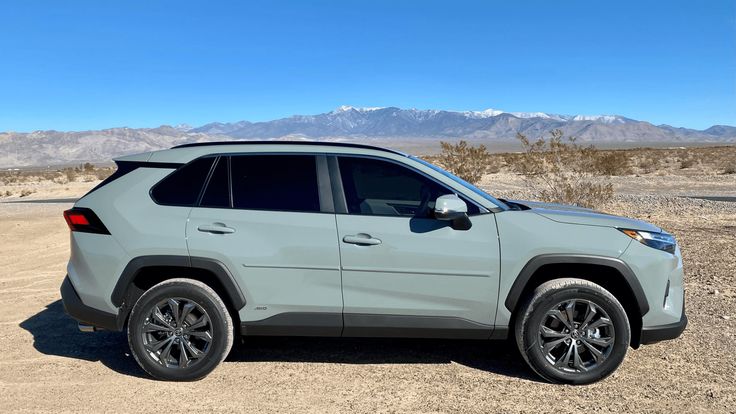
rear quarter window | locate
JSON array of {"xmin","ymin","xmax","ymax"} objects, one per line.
[{"xmin": 151, "ymin": 157, "xmax": 215, "ymax": 206}]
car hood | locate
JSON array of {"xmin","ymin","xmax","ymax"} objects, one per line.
[{"xmin": 505, "ymin": 199, "xmax": 662, "ymax": 233}]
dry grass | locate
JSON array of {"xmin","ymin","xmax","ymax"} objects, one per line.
[
  {"xmin": 423, "ymin": 141, "xmax": 736, "ymax": 208},
  {"xmin": 424, "ymin": 145, "xmax": 736, "ymax": 179},
  {"xmin": 0, "ymin": 164, "xmax": 113, "ymax": 199},
  {"xmin": 0, "ymin": 164, "xmax": 113, "ymax": 189},
  {"xmin": 621, "ymin": 146, "xmax": 736, "ymax": 175}
]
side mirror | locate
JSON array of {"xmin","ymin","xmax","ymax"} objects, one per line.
[{"xmin": 434, "ymin": 194, "xmax": 472, "ymax": 230}]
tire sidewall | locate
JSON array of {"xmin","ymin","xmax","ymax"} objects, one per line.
[
  {"xmin": 523, "ymin": 286, "xmax": 630, "ymax": 384},
  {"xmin": 128, "ymin": 281, "xmax": 231, "ymax": 381}
]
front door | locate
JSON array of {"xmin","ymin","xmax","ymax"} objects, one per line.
[
  {"xmin": 186, "ymin": 154, "xmax": 343, "ymax": 336},
  {"xmin": 332, "ymin": 155, "xmax": 500, "ymax": 338}
]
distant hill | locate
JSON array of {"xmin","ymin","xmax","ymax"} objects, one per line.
[
  {"xmin": 191, "ymin": 106, "xmax": 736, "ymax": 142},
  {"xmin": 1, "ymin": 106, "xmax": 734, "ymax": 167}
]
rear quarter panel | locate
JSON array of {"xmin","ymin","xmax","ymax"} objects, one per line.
[{"xmin": 71, "ymin": 167, "xmax": 191, "ymax": 312}]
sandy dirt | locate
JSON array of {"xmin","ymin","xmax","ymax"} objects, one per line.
[{"xmin": 0, "ymin": 174, "xmax": 735, "ymax": 413}]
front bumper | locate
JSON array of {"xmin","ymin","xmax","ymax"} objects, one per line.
[
  {"xmin": 640, "ymin": 302, "xmax": 687, "ymax": 344},
  {"xmin": 60, "ymin": 275, "xmax": 123, "ymax": 331}
]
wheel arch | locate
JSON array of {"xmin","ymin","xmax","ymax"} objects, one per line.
[
  {"xmin": 505, "ymin": 254, "xmax": 649, "ymax": 348},
  {"xmin": 111, "ymin": 255, "xmax": 246, "ymax": 326}
]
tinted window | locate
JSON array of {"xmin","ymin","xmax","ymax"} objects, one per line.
[
  {"xmin": 411, "ymin": 155, "xmax": 507, "ymax": 210},
  {"xmin": 200, "ymin": 157, "xmax": 230, "ymax": 208},
  {"xmin": 230, "ymin": 155, "xmax": 320, "ymax": 212},
  {"xmin": 338, "ymin": 156, "xmax": 479, "ymax": 217},
  {"xmin": 151, "ymin": 157, "xmax": 214, "ymax": 206}
]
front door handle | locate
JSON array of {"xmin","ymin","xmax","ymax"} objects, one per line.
[
  {"xmin": 342, "ymin": 233, "xmax": 382, "ymax": 246},
  {"xmin": 197, "ymin": 223, "xmax": 236, "ymax": 234}
]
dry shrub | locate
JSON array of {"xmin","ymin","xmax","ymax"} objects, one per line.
[
  {"xmin": 678, "ymin": 155, "xmax": 696, "ymax": 169},
  {"xmin": 487, "ymin": 155, "xmax": 503, "ymax": 174},
  {"xmin": 636, "ymin": 152, "xmax": 662, "ymax": 174},
  {"xmin": 36, "ymin": 170, "xmax": 58, "ymax": 181},
  {"xmin": 3, "ymin": 190, "xmax": 12, "ymax": 197},
  {"xmin": 94, "ymin": 168, "xmax": 114, "ymax": 180},
  {"xmin": 513, "ymin": 130, "xmax": 613, "ymax": 208},
  {"xmin": 436, "ymin": 140, "xmax": 497, "ymax": 184},
  {"xmin": 592, "ymin": 151, "xmax": 631, "ymax": 176},
  {"xmin": 63, "ymin": 168, "xmax": 77, "ymax": 183},
  {"xmin": 722, "ymin": 162, "xmax": 736, "ymax": 175},
  {"xmin": 20, "ymin": 188, "xmax": 35, "ymax": 197},
  {"xmin": 0, "ymin": 172, "xmax": 20, "ymax": 185}
]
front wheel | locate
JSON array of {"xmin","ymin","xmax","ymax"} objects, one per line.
[
  {"xmin": 515, "ymin": 278, "xmax": 631, "ymax": 384},
  {"xmin": 127, "ymin": 278, "xmax": 234, "ymax": 381}
]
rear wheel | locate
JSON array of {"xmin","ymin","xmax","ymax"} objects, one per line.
[
  {"xmin": 515, "ymin": 278, "xmax": 630, "ymax": 384},
  {"xmin": 127, "ymin": 278, "xmax": 233, "ymax": 381}
]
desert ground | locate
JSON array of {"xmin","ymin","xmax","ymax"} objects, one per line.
[{"xmin": 1, "ymin": 148, "xmax": 735, "ymax": 413}]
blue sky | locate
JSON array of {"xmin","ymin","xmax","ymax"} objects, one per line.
[{"xmin": 1, "ymin": 0, "xmax": 734, "ymax": 131}]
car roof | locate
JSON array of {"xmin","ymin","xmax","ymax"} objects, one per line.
[
  {"xmin": 171, "ymin": 140, "xmax": 407, "ymax": 156},
  {"xmin": 114, "ymin": 141, "xmax": 410, "ymax": 164}
]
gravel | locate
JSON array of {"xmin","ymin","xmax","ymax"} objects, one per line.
[{"xmin": 1, "ymin": 174, "xmax": 734, "ymax": 413}]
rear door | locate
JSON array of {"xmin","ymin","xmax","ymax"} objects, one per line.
[
  {"xmin": 332, "ymin": 155, "xmax": 500, "ymax": 338},
  {"xmin": 186, "ymin": 154, "xmax": 343, "ymax": 336}
]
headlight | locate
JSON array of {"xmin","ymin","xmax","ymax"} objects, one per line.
[{"xmin": 619, "ymin": 228, "xmax": 676, "ymax": 254}]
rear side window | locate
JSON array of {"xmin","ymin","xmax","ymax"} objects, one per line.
[
  {"xmin": 151, "ymin": 157, "xmax": 215, "ymax": 206},
  {"xmin": 230, "ymin": 155, "xmax": 320, "ymax": 212}
]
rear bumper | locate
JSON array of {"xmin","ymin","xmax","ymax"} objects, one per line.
[
  {"xmin": 640, "ymin": 304, "xmax": 687, "ymax": 345},
  {"xmin": 60, "ymin": 275, "xmax": 123, "ymax": 331}
]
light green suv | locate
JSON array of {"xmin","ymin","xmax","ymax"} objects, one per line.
[{"xmin": 60, "ymin": 141, "xmax": 686, "ymax": 383}]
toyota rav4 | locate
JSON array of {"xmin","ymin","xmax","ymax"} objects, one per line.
[{"xmin": 60, "ymin": 141, "xmax": 686, "ymax": 383}]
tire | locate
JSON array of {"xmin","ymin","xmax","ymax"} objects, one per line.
[
  {"xmin": 514, "ymin": 278, "xmax": 630, "ymax": 384},
  {"xmin": 127, "ymin": 278, "xmax": 234, "ymax": 381}
]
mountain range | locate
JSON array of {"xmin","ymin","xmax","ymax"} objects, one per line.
[{"xmin": 1, "ymin": 106, "xmax": 735, "ymax": 168}]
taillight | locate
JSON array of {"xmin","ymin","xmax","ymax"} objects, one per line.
[{"xmin": 63, "ymin": 208, "xmax": 110, "ymax": 234}]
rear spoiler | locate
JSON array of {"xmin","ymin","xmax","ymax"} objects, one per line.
[{"xmin": 113, "ymin": 151, "xmax": 154, "ymax": 163}]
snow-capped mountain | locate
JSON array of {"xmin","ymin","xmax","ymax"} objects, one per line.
[
  {"xmin": 455, "ymin": 109, "xmax": 627, "ymax": 123},
  {"xmin": 190, "ymin": 106, "xmax": 715, "ymax": 141},
  {"xmin": 1, "ymin": 106, "xmax": 734, "ymax": 167}
]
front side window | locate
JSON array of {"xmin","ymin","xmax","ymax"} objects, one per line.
[
  {"xmin": 411, "ymin": 155, "xmax": 507, "ymax": 210},
  {"xmin": 338, "ymin": 156, "xmax": 479, "ymax": 217},
  {"xmin": 230, "ymin": 154, "xmax": 321, "ymax": 212}
]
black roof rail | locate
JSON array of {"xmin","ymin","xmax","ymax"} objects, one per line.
[{"xmin": 171, "ymin": 140, "xmax": 407, "ymax": 156}]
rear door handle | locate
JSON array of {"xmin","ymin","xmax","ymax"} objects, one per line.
[
  {"xmin": 342, "ymin": 233, "xmax": 382, "ymax": 246},
  {"xmin": 197, "ymin": 223, "xmax": 236, "ymax": 234}
]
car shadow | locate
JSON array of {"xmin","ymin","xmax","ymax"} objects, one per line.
[
  {"xmin": 228, "ymin": 336, "xmax": 539, "ymax": 381},
  {"xmin": 19, "ymin": 300, "xmax": 148, "ymax": 378},
  {"xmin": 21, "ymin": 300, "xmax": 539, "ymax": 382}
]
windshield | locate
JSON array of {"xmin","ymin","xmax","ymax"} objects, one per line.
[{"xmin": 410, "ymin": 156, "xmax": 508, "ymax": 211}]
